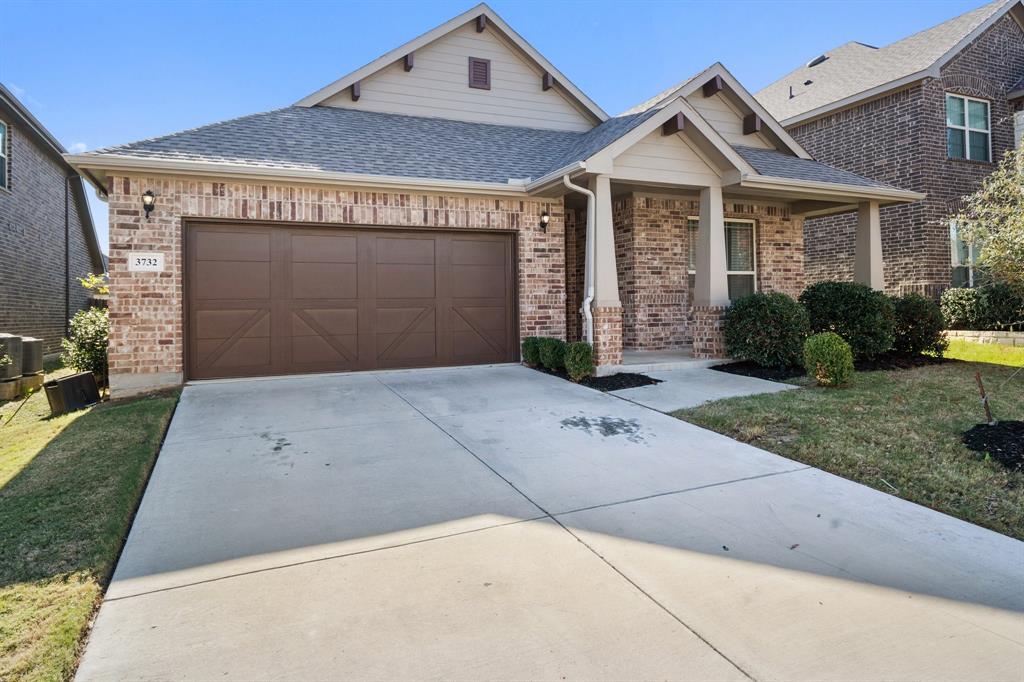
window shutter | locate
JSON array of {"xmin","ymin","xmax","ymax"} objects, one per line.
[{"xmin": 468, "ymin": 57, "xmax": 491, "ymax": 90}]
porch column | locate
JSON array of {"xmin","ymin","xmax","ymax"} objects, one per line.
[
  {"xmin": 854, "ymin": 201, "xmax": 884, "ymax": 290},
  {"xmin": 692, "ymin": 185, "xmax": 729, "ymax": 359},
  {"xmin": 589, "ymin": 174, "xmax": 622, "ymax": 366}
]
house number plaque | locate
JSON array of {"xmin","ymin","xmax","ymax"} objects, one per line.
[{"xmin": 127, "ymin": 252, "xmax": 165, "ymax": 272}]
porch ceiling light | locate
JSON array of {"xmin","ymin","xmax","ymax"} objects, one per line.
[
  {"xmin": 539, "ymin": 210, "xmax": 550, "ymax": 232},
  {"xmin": 141, "ymin": 190, "xmax": 157, "ymax": 220}
]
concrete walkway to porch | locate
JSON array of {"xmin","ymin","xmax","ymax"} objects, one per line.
[{"xmin": 610, "ymin": 365, "xmax": 797, "ymax": 412}]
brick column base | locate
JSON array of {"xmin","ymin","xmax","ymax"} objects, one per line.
[
  {"xmin": 592, "ymin": 305, "xmax": 623, "ymax": 366},
  {"xmin": 692, "ymin": 305, "xmax": 729, "ymax": 359}
]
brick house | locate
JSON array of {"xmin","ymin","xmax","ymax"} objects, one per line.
[
  {"xmin": 0, "ymin": 84, "xmax": 105, "ymax": 354},
  {"xmin": 758, "ymin": 0, "xmax": 1024, "ymax": 297},
  {"xmin": 66, "ymin": 3, "xmax": 921, "ymax": 397}
]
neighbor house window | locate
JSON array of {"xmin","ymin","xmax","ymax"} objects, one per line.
[
  {"xmin": 0, "ymin": 121, "xmax": 8, "ymax": 190},
  {"xmin": 946, "ymin": 94, "xmax": 990, "ymax": 161},
  {"xmin": 687, "ymin": 218, "xmax": 757, "ymax": 301},
  {"xmin": 950, "ymin": 220, "xmax": 979, "ymax": 287}
]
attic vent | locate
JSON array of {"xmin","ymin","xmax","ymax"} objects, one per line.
[
  {"xmin": 807, "ymin": 54, "xmax": 829, "ymax": 67},
  {"xmin": 468, "ymin": 57, "xmax": 491, "ymax": 90}
]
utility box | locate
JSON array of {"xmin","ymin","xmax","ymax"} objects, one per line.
[{"xmin": 0, "ymin": 334, "xmax": 23, "ymax": 380}]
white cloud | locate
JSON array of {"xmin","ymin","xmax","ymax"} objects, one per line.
[{"xmin": 69, "ymin": 142, "xmax": 88, "ymax": 153}]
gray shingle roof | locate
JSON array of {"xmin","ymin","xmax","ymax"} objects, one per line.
[
  {"xmin": 89, "ymin": 103, "xmax": 896, "ymax": 193},
  {"xmin": 733, "ymin": 145, "xmax": 900, "ymax": 189},
  {"xmin": 1010, "ymin": 74, "xmax": 1024, "ymax": 95},
  {"xmin": 93, "ymin": 106, "xmax": 583, "ymax": 184},
  {"xmin": 757, "ymin": 0, "xmax": 1013, "ymax": 122}
]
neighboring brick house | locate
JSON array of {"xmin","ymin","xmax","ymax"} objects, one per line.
[
  {"xmin": 758, "ymin": 0, "xmax": 1024, "ymax": 298},
  {"xmin": 0, "ymin": 84, "xmax": 105, "ymax": 354},
  {"xmin": 66, "ymin": 3, "xmax": 921, "ymax": 396}
]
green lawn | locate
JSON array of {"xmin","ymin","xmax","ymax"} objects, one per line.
[
  {"xmin": 943, "ymin": 338, "xmax": 1024, "ymax": 367},
  {"xmin": 674, "ymin": 353, "xmax": 1023, "ymax": 540},
  {"xmin": 0, "ymin": 375, "xmax": 179, "ymax": 681}
]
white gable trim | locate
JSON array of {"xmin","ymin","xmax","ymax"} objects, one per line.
[
  {"xmin": 294, "ymin": 3, "xmax": 607, "ymax": 123},
  {"xmin": 780, "ymin": 0, "xmax": 1024, "ymax": 127},
  {"xmin": 586, "ymin": 98, "xmax": 759, "ymax": 177},
  {"xmin": 628, "ymin": 63, "xmax": 812, "ymax": 159}
]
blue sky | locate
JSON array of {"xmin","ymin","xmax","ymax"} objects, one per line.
[{"xmin": 4, "ymin": 0, "xmax": 983, "ymax": 253}]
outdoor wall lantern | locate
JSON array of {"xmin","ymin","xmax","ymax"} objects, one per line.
[
  {"xmin": 539, "ymin": 210, "xmax": 550, "ymax": 232},
  {"xmin": 141, "ymin": 190, "xmax": 157, "ymax": 220}
]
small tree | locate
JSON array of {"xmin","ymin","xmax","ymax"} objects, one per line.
[
  {"xmin": 79, "ymin": 272, "xmax": 110, "ymax": 296},
  {"xmin": 953, "ymin": 149, "xmax": 1023, "ymax": 285}
]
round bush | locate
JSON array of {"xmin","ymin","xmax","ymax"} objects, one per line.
[
  {"xmin": 798, "ymin": 282, "xmax": 895, "ymax": 360},
  {"xmin": 61, "ymin": 307, "xmax": 109, "ymax": 380},
  {"xmin": 941, "ymin": 287, "xmax": 985, "ymax": 330},
  {"xmin": 892, "ymin": 293, "xmax": 948, "ymax": 357},
  {"xmin": 803, "ymin": 332, "xmax": 854, "ymax": 387},
  {"xmin": 538, "ymin": 337, "xmax": 567, "ymax": 371},
  {"xmin": 984, "ymin": 282, "xmax": 1024, "ymax": 332},
  {"xmin": 723, "ymin": 292, "xmax": 809, "ymax": 367},
  {"xmin": 564, "ymin": 342, "xmax": 595, "ymax": 382},
  {"xmin": 521, "ymin": 336, "xmax": 542, "ymax": 366}
]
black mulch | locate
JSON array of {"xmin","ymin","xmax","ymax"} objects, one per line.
[
  {"xmin": 710, "ymin": 361, "xmax": 804, "ymax": 382},
  {"xmin": 711, "ymin": 353, "xmax": 954, "ymax": 382},
  {"xmin": 531, "ymin": 366, "xmax": 662, "ymax": 391},
  {"xmin": 962, "ymin": 421, "xmax": 1024, "ymax": 471}
]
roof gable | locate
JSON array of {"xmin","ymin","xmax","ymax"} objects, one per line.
[
  {"xmin": 622, "ymin": 63, "xmax": 812, "ymax": 159},
  {"xmin": 758, "ymin": 0, "xmax": 1024, "ymax": 125},
  {"xmin": 296, "ymin": 3, "xmax": 605, "ymax": 131}
]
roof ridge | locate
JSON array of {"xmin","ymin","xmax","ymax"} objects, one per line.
[{"xmin": 880, "ymin": 0, "xmax": 1007, "ymax": 52}]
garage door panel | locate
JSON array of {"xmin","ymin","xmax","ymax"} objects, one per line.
[
  {"xmin": 292, "ymin": 263, "xmax": 358, "ymax": 299},
  {"xmin": 376, "ymin": 237, "xmax": 435, "ymax": 264},
  {"xmin": 188, "ymin": 225, "xmax": 514, "ymax": 379},
  {"xmin": 453, "ymin": 264, "xmax": 507, "ymax": 299},
  {"xmin": 291, "ymin": 308, "xmax": 358, "ymax": 337},
  {"xmin": 376, "ymin": 307, "xmax": 437, "ymax": 334},
  {"xmin": 376, "ymin": 264, "xmax": 436, "ymax": 299},
  {"xmin": 193, "ymin": 231, "xmax": 270, "ymax": 261},
  {"xmin": 194, "ymin": 336, "xmax": 271, "ymax": 370},
  {"xmin": 451, "ymin": 238, "xmax": 506, "ymax": 265},
  {"xmin": 195, "ymin": 261, "xmax": 271, "ymax": 300},
  {"xmin": 291, "ymin": 335, "xmax": 358, "ymax": 365},
  {"xmin": 194, "ymin": 309, "xmax": 271, "ymax": 340},
  {"xmin": 290, "ymin": 234, "xmax": 357, "ymax": 263}
]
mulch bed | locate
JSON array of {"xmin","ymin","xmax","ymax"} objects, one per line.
[
  {"xmin": 962, "ymin": 421, "xmax": 1024, "ymax": 471},
  {"xmin": 710, "ymin": 361, "xmax": 804, "ymax": 382},
  {"xmin": 711, "ymin": 353, "xmax": 953, "ymax": 382},
  {"xmin": 530, "ymin": 366, "xmax": 662, "ymax": 391}
]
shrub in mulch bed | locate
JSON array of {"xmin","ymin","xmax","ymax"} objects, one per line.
[
  {"xmin": 711, "ymin": 361, "xmax": 805, "ymax": 382},
  {"xmin": 712, "ymin": 352, "xmax": 953, "ymax": 382},
  {"xmin": 962, "ymin": 421, "xmax": 1024, "ymax": 471},
  {"xmin": 532, "ymin": 366, "xmax": 662, "ymax": 392}
]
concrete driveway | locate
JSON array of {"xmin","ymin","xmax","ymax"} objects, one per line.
[{"xmin": 78, "ymin": 365, "xmax": 1024, "ymax": 681}]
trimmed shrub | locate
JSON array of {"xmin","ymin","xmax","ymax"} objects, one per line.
[
  {"xmin": 564, "ymin": 342, "xmax": 595, "ymax": 382},
  {"xmin": 539, "ymin": 337, "xmax": 567, "ymax": 371},
  {"xmin": 61, "ymin": 307, "xmax": 109, "ymax": 380},
  {"xmin": 941, "ymin": 283, "xmax": 1024, "ymax": 331},
  {"xmin": 521, "ymin": 336, "xmax": 543, "ymax": 366},
  {"xmin": 803, "ymin": 332, "xmax": 854, "ymax": 387},
  {"xmin": 941, "ymin": 287, "xmax": 985, "ymax": 330},
  {"xmin": 723, "ymin": 292, "xmax": 809, "ymax": 368},
  {"xmin": 891, "ymin": 293, "xmax": 948, "ymax": 357},
  {"xmin": 798, "ymin": 282, "xmax": 895, "ymax": 360},
  {"xmin": 984, "ymin": 282, "xmax": 1024, "ymax": 331}
]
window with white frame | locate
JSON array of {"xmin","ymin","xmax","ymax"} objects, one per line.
[
  {"xmin": 950, "ymin": 220, "xmax": 979, "ymax": 287},
  {"xmin": 687, "ymin": 217, "xmax": 756, "ymax": 301},
  {"xmin": 946, "ymin": 94, "xmax": 990, "ymax": 161},
  {"xmin": 0, "ymin": 121, "xmax": 7, "ymax": 190}
]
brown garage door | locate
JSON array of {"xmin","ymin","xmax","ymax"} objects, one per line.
[{"xmin": 186, "ymin": 223, "xmax": 516, "ymax": 380}]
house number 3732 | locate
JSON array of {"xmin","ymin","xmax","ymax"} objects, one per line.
[{"xmin": 127, "ymin": 252, "xmax": 166, "ymax": 272}]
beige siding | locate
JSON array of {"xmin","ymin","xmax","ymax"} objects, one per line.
[
  {"xmin": 612, "ymin": 130, "xmax": 721, "ymax": 187},
  {"xmin": 320, "ymin": 23, "xmax": 594, "ymax": 131},
  {"xmin": 686, "ymin": 92, "xmax": 773, "ymax": 149}
]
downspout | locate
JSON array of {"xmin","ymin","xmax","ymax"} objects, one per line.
[
  {"xmin": 562, "ymin": 175, "xmax": 595, "ymax": 344},
  {"xmin": 65, "ymin": 175, "xmax": 71, "ymax": 337}
]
